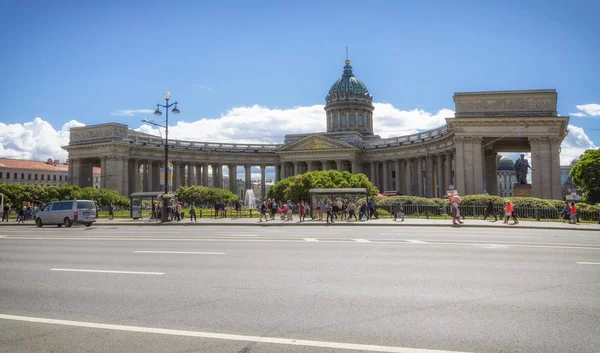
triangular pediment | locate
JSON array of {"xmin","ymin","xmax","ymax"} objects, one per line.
[{"xmin": 277, "ymin": 134, "xmax": 358, "ymax": 152}]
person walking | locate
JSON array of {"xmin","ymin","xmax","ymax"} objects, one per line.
[
  {"xmin": 503, "ymin": 201, "xmax": 518, "ymax": 224},
  {"xmin": 189, "ymin": 202, "xmax": 197, "ymax": 222},
  {"xmin": 348, "ymin": 201, "xmax": 358, "ymax": 221},
  {"xmin": 393, "ymin": 202, "xmax": 405, "ymax": 222},
  {"xmin": 108, "ymin": 203, "xmax": 115, "ymax": 220},
  {"xmin": 561, "ymin": 202, "xmax": 570, "ymax": 222},
  {"xmin": 175, "ymin": 202, "xmax": 182, "ymax": 222},
  {"xmin": 270, "ymin": 200, "xmax": 278, "ymax": 220},
  {"xmin": 2, "ymin": 204, "xmax": 9, "ymax": 222},
  {"xmin": 569, "ymin": 202, "xmax": 578, "ymax": 224},
  {"xmin": 286, "ymin": 200, "xmax": 293, "ymax": 221},
  {"xmin": 325, "ymin": 199, "xmax": 334, "ymax": 224},
  {"xmin": 299, "ymin": 201, "xmax": 305, "ymax": 222},
  {"xmin": 305, "ymin": 203, "xmax": 312, "ymax": 220},
  {"xmin": 316, "ymin": 200, "xmax": 324, "ymax": 220},
  {"xmin": 451, "ymin": 194, "xmax": 463, "ymax": 225},
  {"xmin": 483, "ymin": 198, "xmax": 497, "ymax": 221},
  {"xmin": 259, "ymin": 201, "xmax": 268, "ymax": 222}
]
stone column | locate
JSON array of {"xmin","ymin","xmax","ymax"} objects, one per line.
[
  {"xmin": 229, "ymin": 165, "xmax": 237, "ymax": 194},
  {"xmin": 152, "ymin": 162, "xmax": 161, "ymax": 191},
  {"xmin": 215, "ymin": 164, "xmax": 222, "ymax": 189},
  {"xmin": 417, "ymin": 157, "xmax": 424, "ymax": 196},
  {"xmin": 307, "ymin": 161, "xmax": 314, "ymax": 172},
  {"xmin": 186, "ymin": 164, "xmax": 193, "ymax": 187},
  {"xmin": 70, "ymin": 158, "xmax": 80, "ymax": 186},
  {"xmin": 436, "ymin": 155, "xmax": 444, "ymax": 198},
  {"xmin": 245, "ymin": 165, "xmax": 252, "ymax": 192},
  {"xmin": 171, "ymin": 161, "xmax": 179, "ymax": 191},
  {"xmin": 382, "ymin": 160, "xmax": 389, "ymax": 192},
  {"xmin": 369, "ymin": 161, "xmax": 375, "ymax": 185},
  {"xmin": 484, "ymin": 150, "xmax": 498, "ymax": 195},
  {"xmin": 445, "ymin": 152, "xmax": 453, "ymax": 191},
  {"xmin": 147, "ymin": 161, "xmax": 153, "ymax": 192},
  {"xmin": 351, "ymin": 160, "xmax": 358, "ymax": 174},
  {"xmin": 132, "ymin": 159, "xmax": 140, "ymax": 193},
  {"xmin": 202, "ymin": 163, "xmax": 209, "ymax": 186},
  {"xmin": 121, "ymin": 157, "xmax": 129, "ymax": 196},
  {"xmin": 405, "ymin": 159, "xmax": 413, "ymax": 196},
  {"xmin": 179, "ymin": 163, "xmax": 186, "ymax": 188},
  {"xmin": 427, "ymin": 156, "xmax": 434, "ymax": 198},
  {"xmin": 529, "ymin": 137, "xmax": 542, "ymax": 198},
  {"xmin": 275, "ymin": 163, "xmax": 281, "ymax": 182},
  {"xmin": 293, "ymin": 161, "xmax": 299, "ymax": 175},
  {"xmin": 472, "ymin": 137, "xmax": 484, "ymax": 194},
  {"xmin": 195, "ymin": 163, "xmax": 201, "ymax": 185},
  {"xmin": 100, "ymin": 157, "xmax": 107, "ymax": 189},
  {"xmin": 550, "ymin": 137, "xmax": 562, "ymax": 200},
  {"xmin": 336, "ymin": 160, "xmax": 343, "ymax": 172},
  {"xmin": 374, "ymin": 162, "xmax": 380, "ymax": 191},
  {"xmin": 260, "ymin": 165, "xmax": 266, "ymax": 199},
  {"xmin": 453, "ymin": 137, "xmax": 466, "ymax": 195}
]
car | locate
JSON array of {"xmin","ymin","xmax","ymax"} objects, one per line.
[{"xmin": 35, "ymin": 200, "xmax": 97, "ymax": 228}]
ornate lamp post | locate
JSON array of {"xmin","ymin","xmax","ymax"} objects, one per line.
[{"xmin": 142, "ymin": 92, "xmax": 180, "ymax": 222}]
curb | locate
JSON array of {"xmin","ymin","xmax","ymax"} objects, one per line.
[{"xmin": 1, "ymin": 221, "xmax": 598, "ymax": 231}]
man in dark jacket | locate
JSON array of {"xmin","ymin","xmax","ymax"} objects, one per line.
[{"xmin": 483, "ymin": 199, "xmax": 497, "ymax": 221}]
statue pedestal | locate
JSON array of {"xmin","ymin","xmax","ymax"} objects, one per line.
[{"xmin": 513, "ymin": 184, "xmax": 533, "ymax": 197}]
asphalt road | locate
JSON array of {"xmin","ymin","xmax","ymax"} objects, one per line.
[{"xmin": 0, "ymin": 225, "xmax": 599, "ymax": 353}]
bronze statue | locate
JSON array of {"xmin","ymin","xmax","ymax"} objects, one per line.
[{"xmin": 514, "ymin": 154, "xmax": 533, "ymax": 185}]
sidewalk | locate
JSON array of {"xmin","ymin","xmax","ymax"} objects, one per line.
[{"xmin": 3, "ymin": 217, "xmax": 597, "ymax": 231}]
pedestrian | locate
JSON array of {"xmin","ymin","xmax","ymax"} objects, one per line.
[
  {"xmin": 299, "ymin": 201, "xmax": 305, "ymax": 222},
  {"xmin": 305, "ymin": 203, "xmax": 312, "ymax": 220},
  {"xmin": 325, "ymin": 199, "xmax": 334, "ymax": 224},
  {"xmin": 259, "ymin": 201, "xmax": 268, "ymax": 222},
  {"xmin": 156, "ymin": 202, "xmax": 162, "ymax": 220},
  {"xmin": 189, "ymin": 202, "xmax": 197, "ymax": 222},
  {"xmin": 393, "ymin": 202, "xmax": 405, "ymax": 222},
  {"xmin": 561, "ymin": 202, "xmax": 570, "ymax": 222},
  {"xmin": 451, "ymin": 194, "xmax": 463, "ymax": 225},
  {"xmin": 503, "ymin": 201, "xmax": 518, "ymax": 224},
  {"xmin": 17, "ymin": 206, "xmax": 25, "ymax": 223},
  {"xmin": 214, "ymin": 200, "xmax": 220, "ymax": 218},
  {"xmin": 108, "ymin": 203, "xmax": 114, "ymax": 220},
  {"xmin": 2, "ymin": 204, "xmax": 9, "ymax": 222},
  {"xmin": 569, "ymin": 202, "xmax": 577, "ymax": 224},
  {"xmin": 286, "ymin": 200, "xmax": 293, "ymax": 221},
  {"xmin": 316, "ymin": 200, "xmax": 324, "ymax": 220},
  {"xmin": 483, "ymin": 198, "xmax": 497, "ymax": 221},
  {"xmin": 236, "ymin": 201, "xmax": 242, "ymax": 218},
  {"xmin": 175, "ymin": 202, "xmax": 182, "ymax": 222},
  {"xmin": 348, "ymin": 201, "xmax": 358, "ymax": 221},
  {"xmin": 150, "ymin": 202, "xmax": 156, "ymax": 220},
  {"xmin": 270, "ymin": 200, "xmax": 278, "ymax": 220}
]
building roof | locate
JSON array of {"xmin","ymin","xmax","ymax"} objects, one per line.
[
  {"xmin": 0, "ymin": 158, "xmax": 100, "ymax": 174},
  {"xmin": 497, "ymin": 158, "xmax": 515, "ymax": 171},
  {"xmin": 328, "ymin": 60, "xmax": 370, "ymax": 95}
]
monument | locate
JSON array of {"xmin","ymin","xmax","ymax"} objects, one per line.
[{"xmin": 513, "ymin": 154, "xmax": 533, "ymax": 197}]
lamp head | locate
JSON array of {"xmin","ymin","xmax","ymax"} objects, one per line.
[
  {"xmin": 172, "ymin": 104, "xmax": 180, "ymax": 114},
  {"xmin": 163, "ymin": 92, "xmax": 171, "ymax": 100},
  {"xmin": 153, "ymin": 104, "xmax": 162, "ymax": 116}
]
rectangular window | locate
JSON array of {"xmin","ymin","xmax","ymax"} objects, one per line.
[
  {"xmin": 47, "ymin": 175, "xmax": 50, "ymax": 181},
  {"xmin": 59, "ymin": 175, "xmax": 62, "ymax": 181},
  {"xmin": 41, "ymin": 175, "xmax": 44, "ymax": 181},
  {"xmin": 341, "ymin": 115, "xmax": 347, "ymax": 126},
  {"xmin": 95, "ymin": 177, "xmax": 98, "ymax": 182},
  {"xmin": 65, "ymin": 176, "xmax": 68, "ymax": 182},
  {"xmin": 53, "ymin": 175, "xmax": 56, "ymax": 181},
  {"xmin": 35, "ymin": 174, "xmax": 38, "ymax": 180},
  {"xmin": 14, "ymin": 173, "xmax": 17, "ymax": 179},
  {"xmin": 6, "ymin": 173, "xmax": 10, "ymax": 179},
  {"xmin": 0, "ymin": 172, "xmax": 3, "ymax": 179},
  {"xmin": 21, "ymin": 173, "xmax": 24, "ymax": 179},
  {"xmin": 28, "ymin": 174, "xmax": 31, "ymax": 180}
]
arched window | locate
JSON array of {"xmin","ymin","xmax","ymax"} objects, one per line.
[
  {"xmin": 358, "ymin": 114, "xmax": 363, "ymax": 126},
  {"xmin": 334, "ymin": 115, "xmax": 339, "ymax": 128},
  {"xmin": 341, "ymin": 114, "xmax": 347, "ymax": 126},
  {"xmin": 365, "ymin": 115, "xmax": 369, "ymax": 127},
  {"xmin": 349, "ymin": 114, "xmax": 355, "ymax": 125}
]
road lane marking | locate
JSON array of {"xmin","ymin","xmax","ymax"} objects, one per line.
[
  {"xmin": 49, "ymin": 268, "xmax": 164, "ymax": 275},
  {"xmin": 0, "ymin": 314, "xmax": 474, "ymax": 353},
  {"xmin": 405, "ymin": 240, "xmax": 428, "ymax": 244},
  {"xmin": 576, "ymin": 262, "xmax": 600, "ymax": 265},
  {"xmin": 353, "ymin": 239, "xmax": 371, "ymax": 243},
  {"xmin": 303, "ymin": 238, "xmax": 320, "ymax": 242},
  {"xmin": 134, "ymin": 251, "xmax": 225, "ymax": 255}
]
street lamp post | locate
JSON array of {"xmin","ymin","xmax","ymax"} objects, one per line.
[{"xmin": 142, "ymin": 92, "xmax": 180, "ymax": 222}]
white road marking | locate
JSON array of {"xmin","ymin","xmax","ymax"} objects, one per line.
[
  {"xmin": 0, "ymin": 314, "xmax": 474, "ymax": 353},
  {"xmin": 303, "ymin": 238, "xmax": 320, "ymax": 242},
  {"xmin": 49, "ymin": 268, "xmax": 164, "ymax": 275},
  {"xmin": 353, "ymin": 239, "xmax": 371, "ymax": 243},
  {"xmin": 134, "ymin": 251, "xmax": 225, "ymax": 255},
  {"xmin": 576, "ymin": 262, "xmax": 600, "ymax": 265},
  {"xmin": 405, "ymin": 240, "xmax": 428, "ymax": 244}
]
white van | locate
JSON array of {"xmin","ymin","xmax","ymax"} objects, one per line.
[{"xmin": 35, "ymin": 200, "xmax": 97, "ymax": 228}]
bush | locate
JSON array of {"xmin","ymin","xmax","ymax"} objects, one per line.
[
  {"xmin": 0, "ymin": 184, "xmax": 129, "ymax": 207},
  {"xmin": 374, "ymin": 195, "xmax": 441, "ymax": 207},
  {"xmin": 176, "ymin": 186, "xmax": 238, "ymax": 206}
]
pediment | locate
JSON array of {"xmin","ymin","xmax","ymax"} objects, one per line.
[{"xmin": 277, "ymin": 134, "xmax": 358, "ymax": 152}]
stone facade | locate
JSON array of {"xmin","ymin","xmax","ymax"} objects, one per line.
[{"xmin": 63, "ymin": 62, "xmax": 569, "ymax": 200}]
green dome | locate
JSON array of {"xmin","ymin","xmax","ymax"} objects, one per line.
[
  {"xmin": 498, "ymin": 158, "xmax": 515, "ymax": 171},
  {"xmin": 328, "ymin": 60, "xmax": 369, "ymax": 95}
]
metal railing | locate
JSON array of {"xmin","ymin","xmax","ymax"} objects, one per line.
[{"xmin": 361, "ymin": 126, "xmax": 450, "ymax": 148}]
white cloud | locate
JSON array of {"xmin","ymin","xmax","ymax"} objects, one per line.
[
  {"xmin": 0, "ymin": 118, "xmax": 84, "ymax": 162},
  {"xmin": 136, "ymin": 103, "xmax": 454, "ymax": 144},
  {"xmin": 110, "ymin": 109, "xmax": 154, "ymax": 117},
  {"xmin": 196, "ymin": 85, "xmax": 213, "ymax": 92},
  {"xmin": 560, "ymin": 124, "xmax": 597, "ymax": 165},
  {"xmin": 571, "ymin": 103, "xmax": 600, "ymax": 117}
]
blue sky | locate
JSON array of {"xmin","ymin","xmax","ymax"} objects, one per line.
[{"xmin": 0, "ymin": 0, "xmax": 598, "ymax": 165}]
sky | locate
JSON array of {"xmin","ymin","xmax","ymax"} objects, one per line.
[{"xmin": 0, "ymin": 0, "xmax": 598, "ymax": 171}]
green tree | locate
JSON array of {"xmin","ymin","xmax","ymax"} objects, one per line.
[
  {"xmin": 266, "ymin": 170, "xmax": 378, "ymax": 202},
  {"xmin": 570, "ymin": 149, "xmax": 600, "ymax": 203}
]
